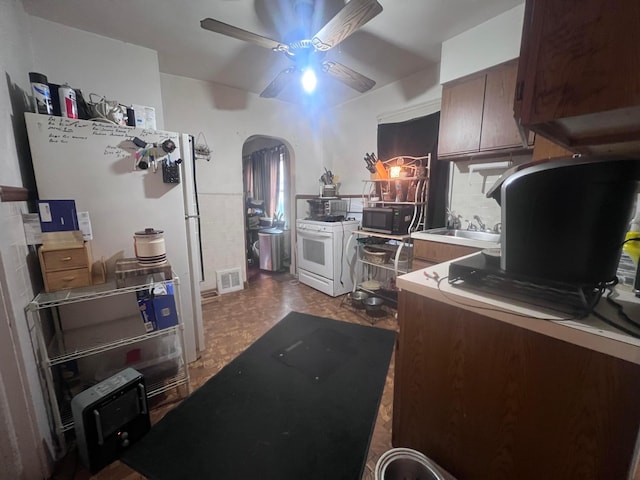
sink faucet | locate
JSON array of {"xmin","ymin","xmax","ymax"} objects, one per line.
[
  {"xmin": 472, "ymin": 215, "xmax": 486, "ymax": 231},
  {"xmin": 446, "ymin": 209, "xmax": 462, "ymax": 230}
]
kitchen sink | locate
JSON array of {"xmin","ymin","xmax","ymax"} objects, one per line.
[{"xmin": 423, "ymin": 228, "xmax": 501, "ymax": 243}]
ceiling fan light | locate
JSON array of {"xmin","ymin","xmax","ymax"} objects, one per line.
[{"xmin": 301, "ymin": 68, "xmax": 317, "ymax": 93}]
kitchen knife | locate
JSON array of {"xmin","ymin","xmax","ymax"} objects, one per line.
[{"xmin": 364, "ymin": 154, "xmax": 376, "ymax": 173}]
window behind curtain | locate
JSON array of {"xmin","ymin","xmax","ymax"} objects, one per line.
[
  {"xmin": 377, "ymin": 112, "xmax": 448, "ymax": 229},
  {"xmin": 243, "ymin": 144, "xmax": 290, "ymax": 221},
  {"xmin": 243, "ymin": 145, "xmax": 285, "ymax": 219}
]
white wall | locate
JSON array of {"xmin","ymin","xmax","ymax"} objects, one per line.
[
  {"xmin": 28, "ymin": 17, "xmax": 165, "ymax": 129},
  {"xmin": 160, "ymin": 73, "xmax": 327, "ymax": 290},
  {"xmin": 440, "ymin": 3, "xmax": 525, "ymax": 84},
  {"xmin": 0, "ymin": 1, "xmax": 52, "ymax": 477}
]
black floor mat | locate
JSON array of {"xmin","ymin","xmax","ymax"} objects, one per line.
[
  {"xmin": 120, "ymin": 311, "xmax": 396, "ymax": 480},
  {"xmin": 272, "ymin": 327, "xmax": 358, "ymax": 382}
]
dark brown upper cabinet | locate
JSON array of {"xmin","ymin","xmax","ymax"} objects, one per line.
[
  {"xmin": 438, "ymin": 59, "xmax": 533, "ymax": 160},
  {"xmin": 514, "ymin": 0, "xmax": 640, "ymax": 155},
  {"xmin": 438, "ymin": 74, "xmax": 486, "ymax": 157}
]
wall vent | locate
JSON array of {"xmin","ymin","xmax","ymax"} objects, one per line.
[{"xmin": 216, "ymin": 267, "xmax": 243, "ymax": 294}]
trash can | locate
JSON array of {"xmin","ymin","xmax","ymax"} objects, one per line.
[{"xmin": 258, "ymin": 228, "xmax": 283, "ymax": 271}]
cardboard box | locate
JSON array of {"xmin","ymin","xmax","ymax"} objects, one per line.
[
  {"xmin": 137, "ymin": 290, "xmax": 178, "ymax": 332},
  {"xmin": 152, "ymin": 294, "xmax": 179, "ymax": 330},
  {"xmin": 38, "ymin": 200, "xmax": 78, "ymax": 232},
  {"xmin": 137, "ymin": 292, "xmax": 155, "ymax": 333}
]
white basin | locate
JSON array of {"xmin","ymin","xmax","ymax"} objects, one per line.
[
  {"xmin": 424, "ymin": 228, "xmax": 500, "ymax": 243},
  {"xmin": 412, "ymin": 228, "xmax": 501, "ymax": 249}
]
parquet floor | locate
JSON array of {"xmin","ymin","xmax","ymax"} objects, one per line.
[{"xmin": 53, "ymin": 271, "xmax": 397, "ymax": 480}]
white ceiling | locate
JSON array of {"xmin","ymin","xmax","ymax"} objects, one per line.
[{"xmin": 22, "ymin": 0, "xmax": 523, "ymax": 106}]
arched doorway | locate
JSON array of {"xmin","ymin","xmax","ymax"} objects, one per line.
[{"xmin": 242, "ymin": 136, "xmax": 294, "ymax": 282}]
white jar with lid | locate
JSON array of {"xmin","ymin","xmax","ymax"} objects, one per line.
[{"xmin": 134, "ymin": 228, "xmax": 167, "ymax": 265}]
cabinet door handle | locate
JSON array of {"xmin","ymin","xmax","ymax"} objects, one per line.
[{"xmin": 515, "ymin": 80, "xmax": 524, "ymax": 102}]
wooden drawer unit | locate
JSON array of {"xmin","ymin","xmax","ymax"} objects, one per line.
[
  {"xmin": 39, "ymin": 244, "xmax": 92, "ymax": 292},
  {"xmin": 41, "ymin": 247, "xmax": 90, "ymax": 271},
  {"xmin": 43, "ymin": 267, "xmax": 91, "ymax": 292}
]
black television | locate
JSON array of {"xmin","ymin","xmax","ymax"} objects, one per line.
[{"xmin": 486, "ymin": 155, "xmax": 640, "ymax": 288}]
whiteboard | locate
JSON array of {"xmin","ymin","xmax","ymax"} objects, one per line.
[{"xmin": 25, "ymin": 113, "xmax": 187, "ymax": 271}]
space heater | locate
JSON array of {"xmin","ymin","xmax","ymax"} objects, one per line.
[{"xmin": 71, "ymin": 368, "xmax": 150, "ymax": 473}]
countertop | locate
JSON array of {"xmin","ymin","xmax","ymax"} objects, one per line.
[
  {"xmin": 411, "ymin": 230, "xmax": 500, "ymax": 249},
  {"xmin": 396, "ymin": 254, "xmax": 640, "ymax": 365}
]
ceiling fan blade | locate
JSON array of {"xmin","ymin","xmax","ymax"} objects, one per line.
[
  {"xmin": 200, "ymin": 18, "xmax": 285, "ymax": 52},
  {"xmin": 312, "ymin": 0, "xmax": 383, "ymax": 51},
  {"xmin": 322, "ymin": 61, "xmax": 375, "ymax": 93},
  {"xmin": 260, "ymin": 67, "xmax": 297, "ymax": 98}
]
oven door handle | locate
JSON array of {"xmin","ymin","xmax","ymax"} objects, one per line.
[{"xmin": 297, "ymin": 230, "xmax": 332, "ymax": 240}]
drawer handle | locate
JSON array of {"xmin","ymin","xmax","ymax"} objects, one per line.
[
  {"xmin": 59, "ymin": 257, "xmax": 73, "ymax": 261},
  {"xmin": 62, "ymin": 276, "xmax": 76, "ymax": 282}
]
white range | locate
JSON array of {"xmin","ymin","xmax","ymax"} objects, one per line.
[{"xmin": 296, "ymin": 219, "xmax": 359, "ymax": 297}]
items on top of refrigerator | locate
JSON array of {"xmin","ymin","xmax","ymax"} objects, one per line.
[
  {"xmin": 29, "ymin": 72, "xmax": 53, "ymax": 115},
  {"xmin": 87, "ymin": 93, "xmax": 127, "ymax": 125}
]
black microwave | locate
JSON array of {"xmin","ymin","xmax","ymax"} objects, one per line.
[{"xmin": 361, "ymin": 206, "xmax": 414, "ymax": 235}]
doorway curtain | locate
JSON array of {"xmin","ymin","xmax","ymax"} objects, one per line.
[
  {"xmin": 377, "ymin": 112, "xmax": 448, "ymax": 229},
  {"xmin": 243, "ymin": 144, "xmax": 286, "ymax": 219}
]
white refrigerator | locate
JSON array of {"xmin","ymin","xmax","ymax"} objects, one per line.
[{"xmin": 24, "ymin": 113, "xmax": 204, "ymax": 362}]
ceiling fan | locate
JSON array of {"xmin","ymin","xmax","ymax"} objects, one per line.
[{"xmin": 200, "ymin": 0, "xmax": 383, "ymax": 98}]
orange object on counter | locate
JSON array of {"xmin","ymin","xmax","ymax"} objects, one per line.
[{"xmin": 374, "ymin": 160, "xmax": 388, "ymax": 179}]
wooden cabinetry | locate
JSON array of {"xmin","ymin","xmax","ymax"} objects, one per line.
[
  {"xmin": 532, "ymin": 135, "xmax": 574, "ymax": 161},
  {"xmin": 413, "ymin": 239, "xmax": 479, "ymax": 267},
  {"xmin": 438, "ymin": 59, "xmax": 534, "ymax": 160},
  {"xmin": 39, "ymin": 243, "xmax": 92, "ymax": 292},
  {"xmin": 438, "ymin": 75, "xmax": 486, "ymax": 156},
  {"xmin": 394, "ymin": 290, "xmax": 640, "ymax": 480},
  {"xmin": 480, "ymin": 61, "xmax": 529, "ymax": 151},
  {"xmin": 515, "ymin": 0, "xmax": 640, "ymax": 154}
]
